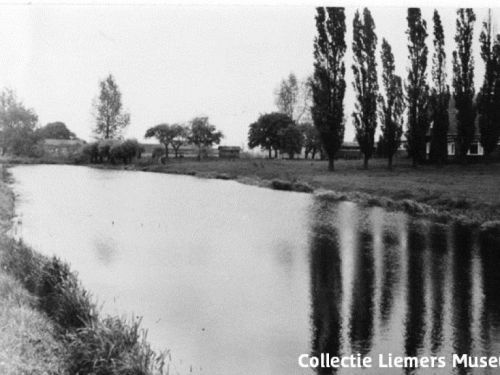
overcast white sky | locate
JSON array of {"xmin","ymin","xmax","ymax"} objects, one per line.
[{"xmin": 0, "ymin": 2, "xmax": 495, "ymax": 147}]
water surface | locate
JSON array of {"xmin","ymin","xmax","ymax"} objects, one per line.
[{"xmin": 11, "ymin": 165, "xmax": 500, "ymax": 374}]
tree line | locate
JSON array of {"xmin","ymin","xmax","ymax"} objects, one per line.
[{"xmin": 249, "ymin": 8, "xmax": 500, "ymax": 171}]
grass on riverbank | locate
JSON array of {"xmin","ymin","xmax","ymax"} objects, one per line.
[
  {"xmin": 0, "ymin": 167, "xmax": 167, "ymax": 374},
  {"xmin": 128, "ymin": 157, "xmax": 500, "ymax": 223}
]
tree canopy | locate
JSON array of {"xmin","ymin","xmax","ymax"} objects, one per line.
[
  {"xmin": 36, "ymin": 122, "xmax": 76, "ymax": 140},
  {"xmin": 92, "ymin": 74, "xmax": 130, "ymax": 140},
  {"xmin": 188, "ymin": 117, "xmax": 223, "ymax": 160},
  {"xmin": 145, "ymin": 123, "xmax": 188, "ymax": 159},
  {"xmin": 247, "ymin": 112, "xmax": 293, "ymax": 158}
]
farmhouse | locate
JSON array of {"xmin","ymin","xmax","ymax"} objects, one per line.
[
  {"xmin": 218, "ymin": 146, "xmax": 241, "ymax": 159},
  {"xmin": 42, "ymin": 138, "xmax": 86, "ymax": 157},
  {"xmin": 426, "ymin": 98, "xmax": 500, "ymax": 159}
]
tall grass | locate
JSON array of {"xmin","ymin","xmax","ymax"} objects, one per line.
[{"xmin": 0, "ymin": 237, "xmax": 167, "ymax": 374}]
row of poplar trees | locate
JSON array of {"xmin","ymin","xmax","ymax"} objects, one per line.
[{"xmin": 311, "ymin": 7, "xmax": 500, "ymax": 171}]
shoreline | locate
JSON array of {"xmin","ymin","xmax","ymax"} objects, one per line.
[{"xmin": 0, "ymin": 164, "xmax": 167, "ymax": 374}]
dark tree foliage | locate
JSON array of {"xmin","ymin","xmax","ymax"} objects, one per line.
[
  {"xmin": 478, "ymin": 9, "xmax": 500, "ymax": 157},
  {"xmin": 36, "ymin": 121, "xmax": 76, "ymax": 140},
  {"xmin": 352, "ymin": 8, "xmax": 378, "ymax": 169},
  {"xmin": 452, "ymin": 8, "xmax": 476, "ymax": 160},
  {"xmin": 247, "ymin": 112, "xmax": 292, "ymax": 158},
  {"xmin": 405, "ymin": 8, "xmax": 430, "ymax": 167},
  {"xmin": 92, "ymin": 74, "xmax": 130, "ymax": 140},
  {"xmin": 429, "ymin": 10, "xmax": 450, "ymax": 165},
  {"xmin": 378, "ymin": 38, "xmax": 405, "ymax": 169},
  {"xmin": 188, "ymin": 117, "xmax": 223, "ymax": 160},
  {"xmin": 301, "ymin": 122, "xmax": 323, "ymax": 159},
  {"xmin": 0, "ymin": 89, "xmax": 40, "ymax": 156},
  {"xmin": 145, "ymin": 123, "xmax": 188, "ymax": 159},
  {"xmin": 311, "ymin": 7, "xmax": 346, "ymax": 171},
  {"xmin": 278, "ymin": 123, "xmax": 303, "ymax": 159}
]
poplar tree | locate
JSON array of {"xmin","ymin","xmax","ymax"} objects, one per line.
[
  {"xmin": 405, "ymin": 8, "xmax": 430, "ymax": 167},
  {"xmin": 429, "ymin": 10, "xmax": 450, "ymax": 165},
  {"xmin": 311, "ymin": 7, "xmax": 346, "ymax": 171},
  {"xmin": 378, "ymin": 39, "xmax": 404, "ymax": 170},
  {"xmin": 352, "ymin": 8, "xmax": 378, "ymax": 169},
  {"xmin": 452, "ymin": 8, "xmax": 476, "ymax": 160},
  {"xmin": 478, "ymin": 9, "xmax": 500, "ymax": 158}
]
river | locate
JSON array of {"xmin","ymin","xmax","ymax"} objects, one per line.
[{"xmin": 11, "ymin": 165, "xmax": 500, "ymax": 375}]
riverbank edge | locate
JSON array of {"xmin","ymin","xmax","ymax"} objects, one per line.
[
  {"xmin": 0, "ymin": 165, "xmax": 167, "ymax": 374},
  {"xmin": 83, "ymin": 162, "xmax": 500, "ymax": 233}
]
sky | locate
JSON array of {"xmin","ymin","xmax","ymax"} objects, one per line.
[{"xmin": 0, "ymin": 2, "xmax": 495, "ymax": 148}]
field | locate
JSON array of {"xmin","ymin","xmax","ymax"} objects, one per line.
[{"xmin": 133, "ymin": 156, "xmax": 500, "ymax": 222}]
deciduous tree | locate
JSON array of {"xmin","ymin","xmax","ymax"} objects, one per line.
[
  {"xmin": 352, "ymin": 7, "xmax": 378, "ymax": 169},
  {"xmin": 0, "ymin": 89, "xmax": 39, "ymax": 156},
  {"xmin": 378, "ymin": 39, "xmax": 405, "ymax": 169},
  {"xmin": 92, "ymin": 74, "xmax": 130, "ymax": 140},
  {"xmin": 478, "ymin": 9, "xmax": 500, "ymax": 158},
  {"xmin": 452, "ymin": 8, "xmax": 476, "ymax": 160},
  {"xmin": 247, "ymin": 112, "xmax": 291, "ymax": 158},
  {"xmin": 36, "ymin": 122, "xmax": 76, "ymax": 140},
  {"xmin": 188, "ymin": 117, "xmax": 223, "ymax": 160},
  {"xmin": 145, "ymin": 123, "xmax": 188, "ymax": 159},
  {"xmin": 311, "ymin": 7, "xmax": 347, "ymax": 171},
  {"xmin": 405, "ymin": 8, "xmax": 430, "ymax": 167},
  {"xmin": 429, "ymin": 10, "xmax": 450, "ymax": 165}
]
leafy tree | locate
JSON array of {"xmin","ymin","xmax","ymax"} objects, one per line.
[
  {"xmin": 92, "ymin": 74, "xmax": 130, "ymax": 140},
  {"xmin": 452, "ymin": 8, "xmax": 476, "ymax": 160},
  {"xmin": 352, "ymin": 8, "xmax": 378, "ymax": 169},
  {"xmin": 109, "ymin": 139, "xmax": 141, "ymax": 164},
  {"xmin": 188, "ymin": 117, "xmax": 223, "ymax": 160},
  {"xmin": 301, "ymin": 122, "xmax": 323, "ymax": 159},
  {"xmin": 247, "ymin": 112, "xmax": 292, "ymax": 158},
  {"xmin": 429, "ymin": 10, "xmax": 450, "ymax": 165},
  {"xmin": 311, "ymin": 7, "xmax": 347, "ymax": 171},
  {"xmin": 170, "ymin": 124, "xmax": 189, "ymax": 158},
  {"xmin": 278, "ymin": 123, "xmax": 303, "ymax": 159},
  {"xmin": 145, "ymin": 123, "xmax": 188, "ymax": 159},
  {"xmin": 378, "ymin": 38, "xmax": 405, "ymax": 169},
  {"xmin": 36, "ymin": 121, "xmax": 76, "ymax": 140},
  {"xmin": 478, "ymin": 9, "xmax": 500, "ymax": 158},
  {"xmin": 405, "ymin": 8, "xmax": 430, "ymax": 167},
  {"xmin": 275, "ymin": 73, "xmax": 312, "ymax": 123},
  {"xmin": 0, "ymin": 89, "xmax": 39, "ymax": 156}
]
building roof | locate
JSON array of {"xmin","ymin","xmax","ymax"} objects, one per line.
[{"xmin": 43, "ymin": 138, "xmax": 85, "ymax": 146}]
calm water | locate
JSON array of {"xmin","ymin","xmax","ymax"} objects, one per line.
[{"xmin": 10, "ymin": 165, "xmax": 500, "ymax": 375}]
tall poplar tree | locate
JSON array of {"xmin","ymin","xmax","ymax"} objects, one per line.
[
  {"xmin": 311, "ymin": 7, "xmax": 346, "ymax": 171},
  {"xmin": 429, "ymin": 10, "xmax": 450, "ymax": 165},
  {"xmin": 452, "ymin": 8, "xmax": 476, "ymax": 160},
  {"xmin": 478, "ymin": 9, "xmax": 500, "ymax": 158},
  {"xmin": 352, "ymin": 8, "xmax": 378, "ymax": 169},
  {"xmin": 405, "ymin": 8, "xmax": 430, "ymax": 167},
  {"xmin": 378, "ymin": 39, "xmax": 404, "ymax": 170}
]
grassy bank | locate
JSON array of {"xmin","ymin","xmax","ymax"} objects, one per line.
[
  {"xmin": 117, "ymin": 157, "xmax": 500, "ymax": 224},
  {"xmin": 0, "ymin": 167, "xmax": 167, "ymax": 374}
]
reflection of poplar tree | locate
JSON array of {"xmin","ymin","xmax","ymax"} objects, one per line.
[
  {"xmin": 352, "ymin": 8, "xmax": 378, "ymax": 169},
  {"xmin": 311, "ymin": 7, "xmax": 346, "ymax": 171},
  {"xmin": 309, "ymin": 222, "xmax": 342, "ymax": 374}
]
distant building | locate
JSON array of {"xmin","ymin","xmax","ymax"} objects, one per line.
[
  {"xmin": 337, "ymin": 141, "xmax": 362, "ymax": 159},
  {"xmin": 426, "ymin": 98, "xmax": 500, "ymax": 159},
  {"xmin": 218, "ymin": 146, "xmax": 241, "ymax": 159},
  {"xmin": 42, "ymin": 138, "xmax": 86, "ymax": 158}
]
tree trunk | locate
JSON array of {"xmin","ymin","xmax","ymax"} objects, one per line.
[
  {"xmin": 274, "ymin": 149, "xmax": 278, "ymax": 159},
  {"xmin": 328, "ymin": 157, "xmax": 334, "ymax": 171},
  {"xmin": 268, "ymin": 148, "xmax": 272, "ymax": 159},
  {"xmin": 164, "ymin": 144, "xmax": 169, "ymax": 159},
  {"xmin": 388, "ymin": 155, "xmax": 393, "ymax": 170},
  {"xmin": 363, "ymin": 155, "xmax": 369, "ymax": 169}
]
